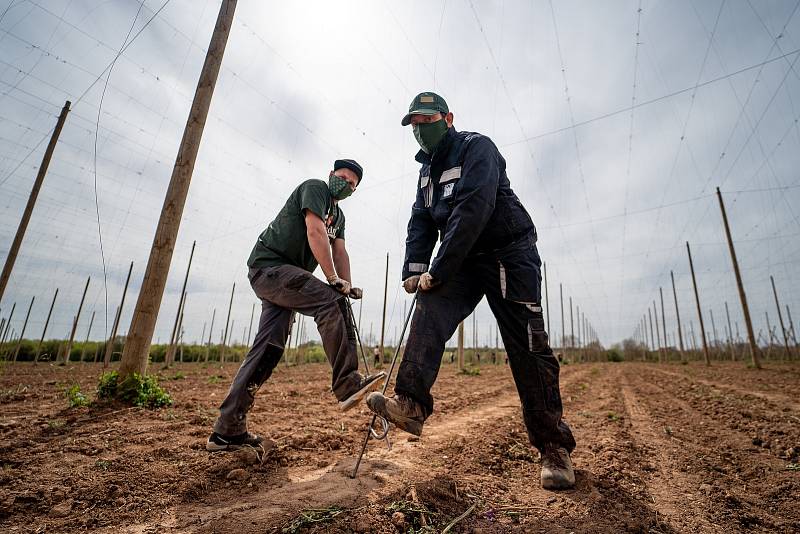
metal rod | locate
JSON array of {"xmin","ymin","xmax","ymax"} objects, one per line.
[
  {"xmin": 379, "ymin": 252, "xmax": 388, "ymax": 364},
  {"xmin": 351, "ymin": 293, "xmax": 417, "ymax": 479}
]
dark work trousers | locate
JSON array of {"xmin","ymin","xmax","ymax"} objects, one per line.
[
  {"xmin": 395, "ymin": 246, "xmax": 576, "ymax": 453},
  {"xmin": 213, "ymin": 265, "xmax": 360, "ymax": 436}
]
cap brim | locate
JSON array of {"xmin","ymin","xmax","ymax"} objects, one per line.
[{"xmin": 401, "ymin": 108, "xmax": 440, "ymax": 126}]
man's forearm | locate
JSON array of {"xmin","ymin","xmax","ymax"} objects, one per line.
[
  {"xmin": 333, "ymin": 247, "xmax": 351, "ymax": 283},
  {"xmin": 307, "ymin": 229, "xmax": 336, "ymax": 279}
]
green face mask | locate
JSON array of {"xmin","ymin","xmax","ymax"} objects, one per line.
[
  {"xmin": 328, "ymin": 173, "xmax": 353, "ymax": 200},
  {"xmin": 413, "ymin": 119, "xmax": 449, "ymax": 154}
]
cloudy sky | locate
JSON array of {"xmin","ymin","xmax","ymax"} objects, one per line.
[{"xmin": 1, "ymin": 0, "xmax": 799, "ymax": 352}]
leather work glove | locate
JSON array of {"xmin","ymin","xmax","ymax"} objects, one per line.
[
  {"xmin": 349, "ymin": 287, "xmax": 363, "ymax": 299},
  {"xmin": 403, "ymin": 275, "xmax": 420, "ymax": 294},
  {"xmin": 327, "ymin": 275, "xmax": 352, "ymax": 295},
  {"xmin": 419, "ymin": 272, "xmax": 438, "ymax": 291}
]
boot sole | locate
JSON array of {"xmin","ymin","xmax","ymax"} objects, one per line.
[{"xmin": 338, "ymin": 372, "xmax": 386, "ymax": 411}]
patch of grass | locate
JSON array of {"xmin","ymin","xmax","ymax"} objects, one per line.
[
  {"xmin": 606, "ymin": 411, "xmax": 621, "ymax": 422},
  {"xmin": 458, "ymin": 365, "xmax": 480, "ymax": 376},
  {"xmin": 281, "ymin": 507, "xmax": 344, "ymax": 533},
  {"xmin": 786, "ymin": 463, "xmax": 800, "ymax": 471},
  {"xmin": 94, "ymin": 459, "xmax": 112, "ymax": 470},
  {"xmin": 170, "ymin": 371, "xmax": 186, "ymax": 380},
  {"xmin": 47, "ymin": 419, "xmax": 66, "ymax": 429},
  {"xmin": 65, "ymin": 383, "xmax": 88, "ymax": 408},
  {"xmin": 207, "ymin": 374, "xmax": 224, "ymax": 384},
  {"xmin": 97, "ymin": 371, "xmax": 173, "ymax": 408}
]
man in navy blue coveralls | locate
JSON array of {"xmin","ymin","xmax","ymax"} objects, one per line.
[{"xmin": 366, "ymin": 92, "xmax": 576, "ymax": 490}]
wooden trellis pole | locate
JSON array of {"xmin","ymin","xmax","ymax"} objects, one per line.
[
  {"xmin": 205, "ymin": 308, "xmax": 216, "ymax": 362},
  {"xmin": 770, "ymin": 275, "xmax": 791, "ymax": 360},
  {"xmin": 34, "ymin": 288, "xmax": 58, "ymax": 363},
  {"xmin": 716, "ymin": 187, "xmax": 759, "ymax": 368},
  {"xmin": 12, "ymin": 296, "xmax": 34, "ymax": 363},
  {"xmin": 80, "ymin": 310, "xmax": 95, "ymax": 363},
  {"xmin": 379, "ymin": 252, "xmax": 388, "ymax": 364},
  {"xmin": 220, "ymin": 282, "xmax": 235, "ymax": 363},
  {"xmin": 0, "ymin": 102, "xmax": 71, "ymax": 304},
  {"xmin": 167, "ymin": 240, "xmax": 196, "ymax": 365},
  {"xmin": 670, "ymin": 270, "xmax": 685, "ymax": 354},
  {"xmin": 686, "ymin": 242, "xmax": 710, "ymax": 365},
  {"xmin": 62, "ymin": 276, "xmax": 90, "ymax": 363},
  {"xmin": 104, "ymin": 262, "xmax": 134, "ymax": 367},
  {"xmin": 119, "ymin": 0, "xmax": 239, "ymax": 379}
]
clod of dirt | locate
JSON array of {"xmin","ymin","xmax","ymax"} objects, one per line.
[
  {"xmin": 49, "ymin": 499, "xmax": 72, "ymax": 517},
  {"xmin": 234, "ymin": 448, "xmax": 261, "ymax": 465},
  {"xmin": 700, "ymin": 483, "xmax": 712, "ymax": 495},
  {"xmin": 391, "ymin": 511, "xmax": 406, "ymax": 529},
  {"xmin": 226, "ymin": 468, "xmax": 248, "ymax": 481}
]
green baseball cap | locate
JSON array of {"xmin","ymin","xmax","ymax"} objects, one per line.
[{"xmin": 401, "ymin": 91, "xmax": 449, "ymax": 126}]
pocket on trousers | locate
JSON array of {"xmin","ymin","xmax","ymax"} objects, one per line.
[{"xmin": 498, "ymin": 246, "xmax": 541, "ymax": 304}]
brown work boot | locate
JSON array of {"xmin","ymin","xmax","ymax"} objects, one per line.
[
  {"xmin": 540, "ymin": 443, "xmax": 575, "ymax": 490},
  {"xmin": 338, "ymin": 372, "xmax": 386, "ymax": 411},
  {"xmin": 365, "ymin": 392, "xmax": 425, "ymax": 436}
]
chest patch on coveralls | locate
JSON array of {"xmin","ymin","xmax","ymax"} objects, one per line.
[{"xmin": 439, "ymin": 166, "xmax": 460, "ymax": 199}]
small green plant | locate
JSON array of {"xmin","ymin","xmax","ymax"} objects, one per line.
[
  {"xmin": 207, "ymin": 374, "xmax": 224, "ymax": 384},
  {"xmin": 459, "ymin": 365, "xmax": 481, "ymax": 376},
  {"xmin": 48, "ymin": 419, "xmax": 66, "ymax": 429},
  {"xmin": 65, "ymin": 384, "xmax": 88, "ymax": 408},
  {"xmin": 97, "ymin": 371, "xmax": 172, "ymax": 408},
  {"xmin": 94, "ymin": 459, "xmax": 112, "ymax": 470},
  {"xmin": 170, "ymin": 371, "xmax": 186, "ymax": 380},
  {"xmin": 786, "ymin": 463, "xmax": 800, "ymax": 471},
  {"xmin": 606, "ymin": 411, "xmax": 621, "ymax": 422}
]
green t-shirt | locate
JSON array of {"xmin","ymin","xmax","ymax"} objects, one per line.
[{"xmin": 247, "ymin": 179, "xmax": 345, "ymax": 272}]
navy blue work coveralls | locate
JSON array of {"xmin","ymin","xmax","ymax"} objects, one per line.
[{"xmin": 395, "ymin": 127, "xmax": 576, "ymax": 453}]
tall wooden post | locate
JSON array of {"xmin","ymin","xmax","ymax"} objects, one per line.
[
  {"xmin": 176, "ymin": 296, "xmax": 187, "ymax": 363},
  {"xmin": 569, "ymin": 296, "xmax": 575, "ymax": 350},
  {"xmin": 457, "ymin": 321, "xmax": 465, "ymax": 370},
  {"xmin": 220, "ymin": 282, "xmax": 235, "ymax": 363},
  {"xmin": 653, "ymin": 300, "xmax": 662, "ymax": 362},
  {"xmin": 786, "ymin": 305, "xmax": 797, "ymax": 347},
  {"xmin": 543, "ymin": 262, "xmax": 550, "ymax": 335},
  {"xmin": 686, "ymin": 242, "xmax": 710, "ymax": 365},
  {"xmin": 724, "ymin": 301, "xmax": 734, "ymax": 360},
  {"xmin": 62, "ymin": 276, "xmax": 90, "ymax": 363},
  {"xmin": 104, "ymin": 262, "xmax": 134, "ymax": 367},
  {"xmin": 0, "ymin": 302, "xmax": 15, "ymax": 345},
  {"xmin": 709, "ymin": 308, "xmax": 719, "ymax": 358},
  {"xmin": 768, "ymin": 275, "xmax": 791, "ymax": 359},
  {"xmin": 80, "ymin": 310, "xmax": 95, "ymax": 363},
  {"xmin": 670, "ymin": 270, "xmax": 685, "ymax": 354},
  {"xmin": 34, "ymin": 288, "xmax": 58, "ymax": 363},
  {"xmin": 659, "ymin": 287, "xmax": 667, "ymax": 359},
  {"xmin": 559, "ymin": 283, "xmax": 565, "ymax": 350},
  {"xmin": 246, "ymin": 302, "xmax": 255, "ymax": 346},
  {"xmin": 119, "ymin": 0, "xmax": 238, "ymax": 379},
  {"xmin": 12, "ymin": 296, "xmax": 34, "ymax": 363},
  {"xmin": 0, "ymin": 102, "xmax": 71, "ymax": 304},
  {"xmin": 648, "ymin": 307, "xmax": 655, "ymax": 357},
  {"xmin": 166, "ymin": 240, "xmax": 195, "ymax": 365},
  {"xmin": 379, "ymin": 252, "xmax": 388, "ymax": 363},
  {"xmin": 716, "ymin": 187, "xmax": 760, "ymax": 368},
  {"xmin": 205, "ymin": 308, "xmax": 216, "ymax": 362}
]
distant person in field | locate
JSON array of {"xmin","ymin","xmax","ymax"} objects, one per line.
[
  {"xmin": 207, "ymin": 159, "xmax": 384, "ymax": 452},
  {"xmin": 365, "ymin": 92, "xmax": 576, "ymax": 490},
  {"xmin": 373, "ymin": 345, "xmax": 381, "ymax": 367}
]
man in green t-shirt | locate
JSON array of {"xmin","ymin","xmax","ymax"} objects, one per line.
[{"xmin": 208, "ymin": 159, "xmax": 385, "ymax": 452}]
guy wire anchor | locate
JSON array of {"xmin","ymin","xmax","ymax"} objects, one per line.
[{"xmin": 350, "ymin": 292, "xmax": 418, "ymax": 478}]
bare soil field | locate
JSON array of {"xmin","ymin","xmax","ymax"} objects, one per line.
[{"xmin": 0, "ymin": 359, "xmax": 798, "ymax": 533}]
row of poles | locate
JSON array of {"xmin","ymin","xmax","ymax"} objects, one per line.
[{"xmin": 632, "ymin": 188, "xmax": 797, "ymax": 369}]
